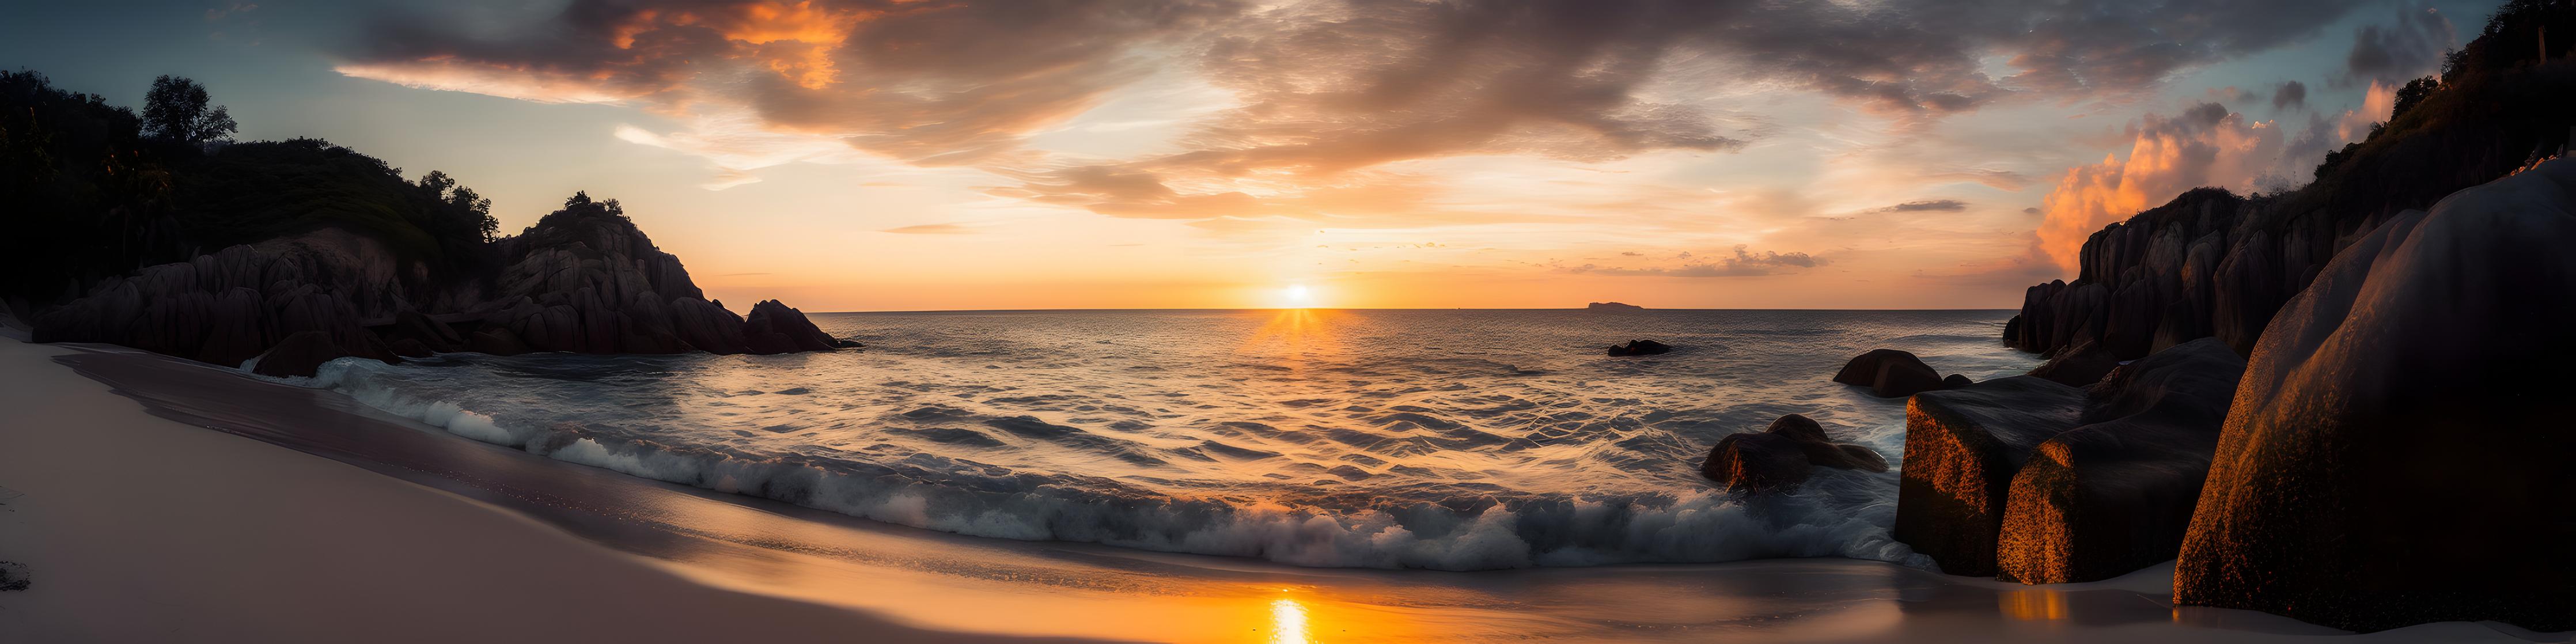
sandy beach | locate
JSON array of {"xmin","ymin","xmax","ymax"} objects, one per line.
[{"xmin": 0, "ymin": 336, "xmax": 2562, "ymax": 643}]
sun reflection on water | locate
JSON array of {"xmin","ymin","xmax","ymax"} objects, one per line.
[{"xmin": 1269, "ymin": 596, "xmax": 1311, "ymax": 644}]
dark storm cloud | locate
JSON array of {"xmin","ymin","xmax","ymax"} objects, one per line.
[
  {"xmin": 336, "ymin": 0, "xmax": 2371, "ymax": 220},
  {"xmin": 2272, "ymin": 80, "xmax": 2308, "ymax": 111},
  {"xmin": 2343, "ymin": 3, "xmax": 2457, "ymax": 88}
]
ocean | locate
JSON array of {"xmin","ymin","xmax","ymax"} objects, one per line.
[{"xmin": 286, "ymin": 309, "xmax": 2037, "ymax": 571}]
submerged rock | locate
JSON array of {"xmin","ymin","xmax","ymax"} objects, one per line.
[
  {"xmin": 1892, "ymin": 376, "xmax": 2085, "ymax": 577},
  {"xmin": 2175, "ymin": 158, "xmax": 2576, "ymax": 632},
  {"xmin": 1700, "ymin": 414, "xmax": 1888, "ymax": 494},
  {"xmin": 1702, "ymin": 432, "xmax": 1812, "ymax": 494},
  {"xmin": 1995, "ymin": 338, "xmax": 2244, "ymax": 584},
  {"xmin": 1832, "ymin": 348, "xmax": 1945, "ymax": 397},
  {"xmin": 1605, "ymin": 339, "xmax": 1671, "ymax": 357}
]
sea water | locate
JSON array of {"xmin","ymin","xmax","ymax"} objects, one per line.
[{"xmin": 295, "ymin": 309, "xmax": 2037, "ymax": 570}]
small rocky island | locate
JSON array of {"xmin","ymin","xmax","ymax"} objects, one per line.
[{"xmin": 1584, "ymin": 301, "xmax": 1645, "ymax": 311}]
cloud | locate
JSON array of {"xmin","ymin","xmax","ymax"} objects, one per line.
[
  {"xmin": 332, "ymin": 0, "xmax": 2371, "ymax": 230},
  {"xmin": 2034, "ymin": 102, "xmax": 2291, "ymax": 269},
  {"xmin": 1562, "ymin": 245, "xmax": 1825, "ymax": 277},
  {"xmin": 2271, "ymin": 80, "xmax": 2307, "ymax": 111},
  {"xmin": 1881, "ymin": 199, "xmax": 1969, "ymax": 212},
  {"xmin": 880, "ymin": 223, "xmax": 977, "ymax": 234},
  {"xmin": 2036, "ymin": 82, "xmax": 2405, "ymax": 265},
  {"xmin": 2342, "ymin": 3, "xmax": 2456, "ymax": 88}
]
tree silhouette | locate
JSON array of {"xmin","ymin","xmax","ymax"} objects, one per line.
[{"xmin": 141, "ymin": 75, "xmax": 237, "ymax": 145}]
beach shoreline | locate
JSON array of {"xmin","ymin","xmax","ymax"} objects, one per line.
[{"xmin": 0, "ymin": 336, "xmax": 2560, "ymax": 643}]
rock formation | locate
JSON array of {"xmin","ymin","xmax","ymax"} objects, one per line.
[
  {"xmin": 31, "ymin": 243, "xmax": 400, "ymax": 368},
  {"xmin": 1891, "ymin": 337, "xmax": 2245, "ymax": 581},
  {"xmin": 1605, "ymin": 339, "xmax": 1671, "ymax": 356},
  {"xmin": 2024, "ymin": 338, "xmax": 2119, "ymax": 387},
  {"xmin": 1891, "ymin": 376, "xmax": 2086, "ymax": 577},
  {"xmin": 1831, "ymin": 348, "xmax": 1967, "ymax": 398},
  {"xmin": 2003, "ymin": 17, "xmax": 2576, "ymax": 361},
  {"xmin": 31, "ymin": 194, "xmax": 847, "ymax": 368},
  {"xmin": 1585, "ymin": 302, "xmax": 1645, "ymax": 311},
  {"xmin": 1995, "ymin": 338, "xmax": 2244, "ymax": 584},
  {"xmin": 2174, "ymin": 158, "xmax": 2576, "ymax": 632},
  {"xmin": 1700, "ymin": 414, "xmax": 1887, "ymax": 494}
]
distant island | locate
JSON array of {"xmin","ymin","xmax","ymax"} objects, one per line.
[{"xmin": 1585, "ymin": 302, "xmax": 1645, "ymax": 311}]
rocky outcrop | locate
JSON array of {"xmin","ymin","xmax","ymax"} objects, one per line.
[
  {"xmin": 2006, "ymin": 31, "xmax": 2576, "ymax": 360},
  {"xmin": 469, "ymin": 198, "xmax": 841, "ymax": 357},
  {"xmin": 30, "ymin": 194, "xmax": 850, "ymax": 366},
  {"xmin": 1700, "ymin": 414, "xmax": 1887, "ymax": 494},
  {"xmin": 1585, "ymin": 302, "xmax": 1645, "ymax": 312},
  {"xmin": 31, "ymin": 244, "xmax": 399, "ymax": 368},
  {"xmin": 2175, "ymin": 158, "xmax": 2576, "ymax": 632},
  {"xmin": 1831, "ymin": 348, "xmax": 1958, "ymax": 398},
  {"xmin": 2024, "ymin": 338, "xmax": 2119, "ymax": 387},
  {"xmin": 1995, "ymin": 338, "xmax": 2245, "ymax": 584},
  {"xmin": 1604, "ymin": 339, "xmax": 1670, "ymax": 357},
  {"xmin": 743, "ymin": 300, "xmax": 840, "ymax": 354},
  {"xmin": 1892, "ymin": 376, "xmax": 2085, "ymax": 577}
]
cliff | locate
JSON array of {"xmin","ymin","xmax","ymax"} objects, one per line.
[{"xmin": 2009, "ymin": 2, "xmax": 2576, "ymax": 358}]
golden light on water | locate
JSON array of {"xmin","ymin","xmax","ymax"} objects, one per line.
[{"xmin": 1268, "ymin": 596, "xmax": 1312, "ymax": 644}]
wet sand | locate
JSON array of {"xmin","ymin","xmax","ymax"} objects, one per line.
[{"xmin": 0, "ymin": 338, "xmax": 2562, "ymax": 642}]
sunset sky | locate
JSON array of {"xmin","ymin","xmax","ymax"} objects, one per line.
[{"xmin": 2, "ymin": 0, "xmax": 2499, "ymax": 310}]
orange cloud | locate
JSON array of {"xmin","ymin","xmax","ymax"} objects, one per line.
[{"xmin": 2035, "ymin": 104, "xmax": 2285, "ymax": 270}]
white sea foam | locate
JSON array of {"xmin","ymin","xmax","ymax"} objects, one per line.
[{"xmin": 271, "ymin": 310, "xmax": 2035, "ymax": 570}]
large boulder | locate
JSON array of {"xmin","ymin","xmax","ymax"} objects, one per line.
[
  {"xmin": 1701, "ymin": 432, "xmax": 1813, "ymax": 494},
  {"xmin": 669, "ymin": 297, "xmax": 750, "ymax": 354},
  {"xmin": 2175, "ymin": 159, "xmax": 2576, "ymax": 632},
  {"xmin": 1994, "ymin": 338, "xmax": 2245, "ymax": 584},
  {"xmin": 1892, "ymin": 376, "xmax": 2085, "ymax": 576},
  {"xmin": 1832, "ymin": 348, "xmax": 1946, "ymax": 398},
  {"xmin": 741, "ymin": 299, "xmax": 838, "ymax": 355},
  {"xmin": 1700, "ymin": 414, "xmax": 1888, "ymax": 494},
  {"xmin": 2025, "ymin": 338, "xmax": 2119, "ymax": 387}
]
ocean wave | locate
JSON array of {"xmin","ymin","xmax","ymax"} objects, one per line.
[{"xmin": 293, "ymin": 356, "xmax": 1934, "ymax": 571}]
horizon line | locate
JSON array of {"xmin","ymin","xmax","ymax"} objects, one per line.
[{"xmin": 810, "ymin": 306, "xmax": 2022, "ymax": 314}]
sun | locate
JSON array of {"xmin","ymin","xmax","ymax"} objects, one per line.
[{"xmin": 1281, "ymin": 283, "xmax": 1315, "ymax": 308}]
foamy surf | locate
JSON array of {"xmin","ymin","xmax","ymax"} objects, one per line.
[{"xmin": 261, "ymin": 310, "xmax": 2035, "ymax": 571}]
